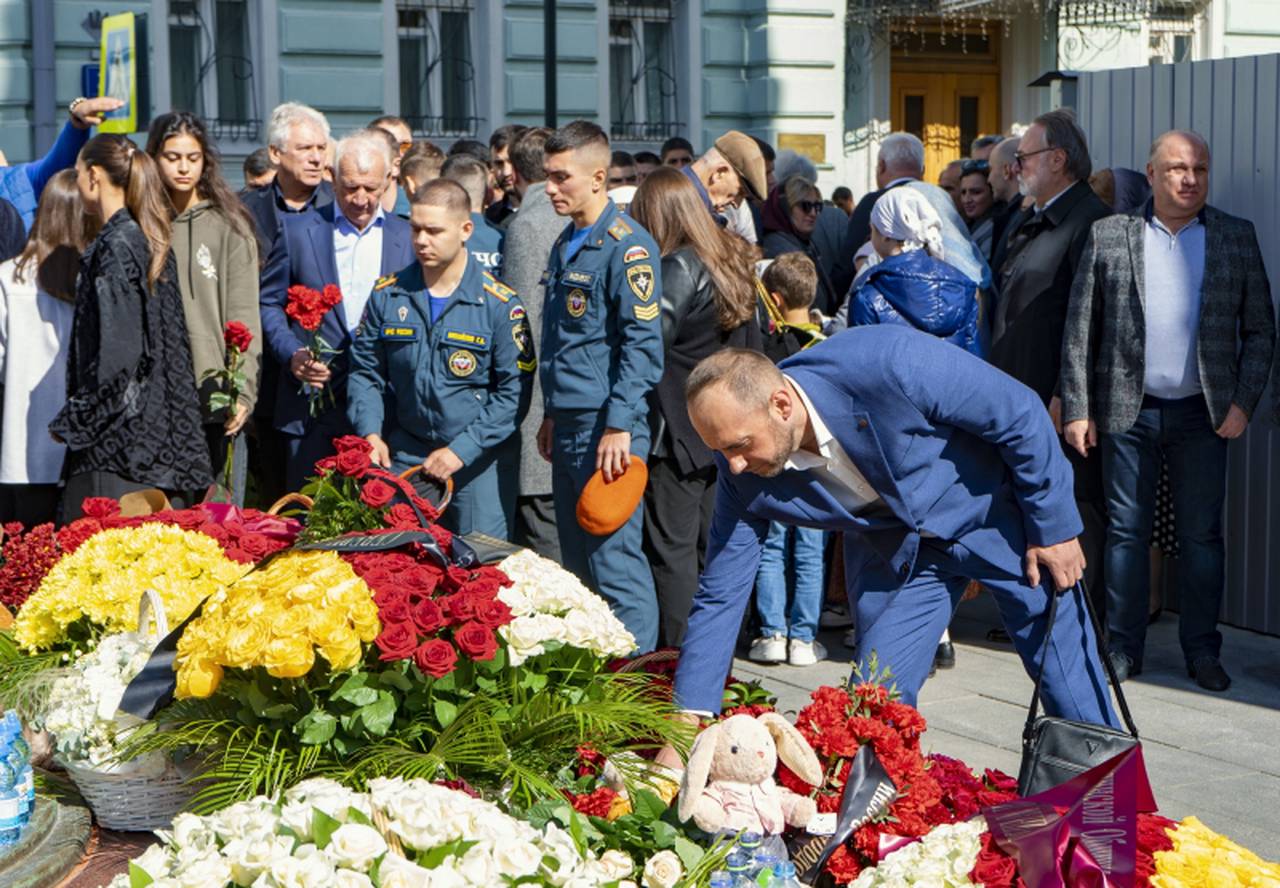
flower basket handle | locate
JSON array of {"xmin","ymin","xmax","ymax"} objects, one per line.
[
  {"xmin": 397, "ymin": 465, "xmax": 454, "ymax": 517},
  {"xmin": 267, "ymin": 492, "xmax": 315, "ymax": 516},
  {"xmin": 136, "ymin": 588, "xmax": 170, "ymax": 639}
]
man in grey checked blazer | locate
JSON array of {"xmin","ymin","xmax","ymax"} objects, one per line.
[{"xmin": 1060, "ymin": 130, "xmax": 1275, "ymax": 693}]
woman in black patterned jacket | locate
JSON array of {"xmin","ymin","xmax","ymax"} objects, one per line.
[{"xmin": 50, "ymin": 134, "xmax": 211, "ymax": 519}]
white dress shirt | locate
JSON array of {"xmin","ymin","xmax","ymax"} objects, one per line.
[
  {"xmin": 783, "ymin": 375, "xmax": 882, "ymax": 514},
  {"xmin": 333, "ymin": 205, "xmax": 385, "ymax": 332}
]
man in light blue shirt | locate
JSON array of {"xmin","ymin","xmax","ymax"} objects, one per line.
[
  {"xmin": 333, "ymin": 195, "xmax": 385, "ymax": 333},
  {"xmin": 1141, "ymin": 211, "xmax": 1205, "ymax": 398}
]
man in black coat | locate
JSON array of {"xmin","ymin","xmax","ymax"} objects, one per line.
[{"xmin": 989, "ymin": 109, "xmax": 1112, "ymax": 611}]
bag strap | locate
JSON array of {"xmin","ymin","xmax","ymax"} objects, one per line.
[{"xmin": 1023, "ymin": 580, "xmax": 1139, "ymax": 743}]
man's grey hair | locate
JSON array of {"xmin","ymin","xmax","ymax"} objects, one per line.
[
  {"xmin": 774, "ymin": 149, "xmax": 818, "ymax": 185},
  {"xmin": 333, "ymin": 129, "xmax": 393, "ymax": 180},
  {"xmin": 878, "ymin": 133, "xmax": 926, "ymax": 175},
  {"xmin": 685, "ymin": 349, "xmax": 782, "ymax": 411},
  {"xmin": 1149, "ymin": 129, "xmax": 1211, "ymax": 164},
  {"xmin": 268, "ymin": 102, "xmax": 331, "ymax": 151},
  {"xmin": 1034, "ymin": 109, "xmax": 1092, "ymax": 181},
  {"xmin": 971, "ymin": 134, "xmax": 1005, "ymax": 154}
]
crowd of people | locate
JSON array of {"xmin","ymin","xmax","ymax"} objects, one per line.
[{"xmin": 0, "ymin": 92, "xmax": 1271, "ymax": 712}]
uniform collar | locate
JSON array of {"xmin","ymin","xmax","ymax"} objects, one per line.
[
  {"xmin": 421, "ymin": 253, "xmax": 485, "ymax": 311},
  {"xmin": 577, "ymin": 199, "xmax": 621, "ymax": 251}
]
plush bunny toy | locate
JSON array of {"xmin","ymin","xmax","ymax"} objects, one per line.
[{"xmin": 677, "ymin": 712, "xmax": 824, "ymax": 835}]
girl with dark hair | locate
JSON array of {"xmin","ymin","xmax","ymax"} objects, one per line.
[
  {"xmin": 0, "ymin": 170, "xmax": 92, "ymax": 524},
  {"xmin": 50, "ymin": 133, "xmax": 212, "ymax": 519},
  {"xmin": 627, "ymin": 166, "xmax": 763, "ymax": 646},
  {"xmin": 146, "ymin": 111, "xmax": 262, "ymax": 505},
  {"xmin": 760, "ymin": 176, "xmax": 839, "ymax": 316}
]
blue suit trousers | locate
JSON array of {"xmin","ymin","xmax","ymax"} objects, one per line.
[
  {"xmin": 850, "ymin": 535, "xmax": 1120, "ymax": 728},
  {"xmin": 550, "ymin": 410, "xmax": 658, "ymax": 653}
]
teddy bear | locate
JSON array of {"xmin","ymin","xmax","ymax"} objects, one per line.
[{"xmin": 677, "ymin": 712, "xmax": 824, "ymax": 836}]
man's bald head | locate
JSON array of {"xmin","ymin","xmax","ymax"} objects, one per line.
[
  {"xmin": 686, "ymin": 349, "xmax": 781, "ymax": 412},
  {"xmin": 686, "ymin": 350, "xmax": 802, "ymax": 478}
]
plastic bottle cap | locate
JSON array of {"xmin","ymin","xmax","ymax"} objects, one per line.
[{"xmin": 774, "ymin": 861, "xmax": 797, "ymax": 877}]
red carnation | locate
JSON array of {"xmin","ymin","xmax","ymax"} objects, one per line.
[
  {"xmin": 472, "ymin": 597, "xmax": 513, "ymax": 629},
  {"xmin": 375, "ymin": 621, "xmax": 419, "ymax": 662},
  {"xmin": 224, "ymin": 321, "xmax": 254, "ymax": 353},
  {"xmin": 336, "ymin": 449, "xmax": 371, "ymax": 478},
  {"xmin": 360, "ymin": 479, "xmax": 396, "ymax": 509},
  {"xmin": 81, "ymin": 497, "xmax": 121, "ymax": 520},
  {"xmin": 411, "ymin": 598, "xmax": 446, "ymax": 634},
  {"xmin": 453, "ymin": 621, "xmax": 498, "ymax": 661},
  {"xmin": 414, "ymin": 638, "xmax": 458, "ymax": 678},
  {"xmin": 566, "ymin": 786, "xmax": 618, "ymax": 818}
]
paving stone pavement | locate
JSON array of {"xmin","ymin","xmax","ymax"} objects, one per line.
[{"xmin": 731, "ymin": 594, "xmax": 1280, "ymax": 860}]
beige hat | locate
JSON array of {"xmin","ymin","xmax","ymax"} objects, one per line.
[{"xmin": 713, "ymin": 130, "xmax": 769, "ymax": 202}]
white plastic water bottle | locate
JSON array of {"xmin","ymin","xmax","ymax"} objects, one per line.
[
  {"xmin": 765, "ymin": 860, "xmax": 805, "ymax": 888},
  {"xmin": 709, "ymin": 871, "xmax": 734, "ymax": 888}
]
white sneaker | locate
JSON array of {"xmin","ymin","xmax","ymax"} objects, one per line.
[
  {"xmin": 819, "ymin": 603, "xmax": 853, "ymax": 628},
  {"xmin": 748, "ymin": 635, "xmax": 788, "ymax": 663},
  {"xmin": 843, "ymin": 628, "xmax": 858, "ymax": 650},
  {"xmin": 788, "ymin": 639, "xmax": 827, "ymax": 666}
]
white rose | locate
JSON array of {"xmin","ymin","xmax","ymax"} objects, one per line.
[
  {"xmin": 226, "ymin": 835, "xmax": 294, "ymax": 885},
  {"xmin": 279, "ymin": 801, "xmax": 314, "ymax": 842},
  {"xmin": 377, "ymin": 853, "xmax": 435, "ymax": 888},
  {"xmin": 132, "ymin": 844, "xmax": 174, "ymax": 880},
  {"xmin": 333, "ymin": 869, "xmax": 375, "ymax": 888},
  {"xmin": 173, "ymin": 852, "xmax": 233, "ymax": 888},
  {"xmin": 493, "ymin": 840, "xmax": 543, "ymax": 878},
  {"xmin": 597, "ymin": 850, "xmax": 634, "ymax": 881},
  {"xmin": 170, "ymin": 812, "xmax": 215, "ymax": 852},
  {"xmin": 266, "ymin": 852, "xmax": 335, "ymax": 888},
  {"xmin": 641, "ymin": 850, "xmax": 683, "ymax": 888},
  {"xmin": 326, "ymin": 823, "xmax": 388, "ymax": 871},
  {"xmin": 457, "ymin": 842, "xmax": 498, "ymax": 885}
]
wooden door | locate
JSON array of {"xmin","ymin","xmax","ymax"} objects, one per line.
[{"xmin": 891, "ymin": 72, "xmax": 1000, "ymax": 183}]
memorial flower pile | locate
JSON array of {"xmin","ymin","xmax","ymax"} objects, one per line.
[
  {"xmin": 1150, "ymin": 816, "xmax": 1280, "ymax": 887},
  {"xmin": 12, "ymin": 523, "xmax": 248, "ymax": 653}
]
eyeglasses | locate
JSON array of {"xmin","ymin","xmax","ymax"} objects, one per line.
[
  {"xmin": 960, "ymin": 159, "xmax": 990, "ymax": 175},
  {"xmin": 796, "ymin": 200, "xmax": 823, "ymax": 214},
  {"xmin": 1013, "ymin": 147, "xmax": 1057, "ymax": 167}
]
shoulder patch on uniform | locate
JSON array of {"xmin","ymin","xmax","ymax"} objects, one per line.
[
  {"xmin": 608, "ymin": 219, "xmax": 633, "ymax": 241},
  {"xmin": 373, "ymin": 274, "xmax": 397, "ymax": 291},
  {"xmin": 509, "ymin": 304, "xmax": 525, "ymax": 321},
  {"xmin": 483, "ymin": 274, "xmax": 515, "ymax": 303},
  {"xmin": 517, "ymin": 358, "xmax": 538, "ymax": 373},
  {"xmin": 626, "ymin": 264, "xmax": 655, "ymax": 302},
  {"xmin": 633, "ymin": 303, "xmax": 660, "ymax": 322},
  {"xmin": 623, "ymin": 245, "xmax": 650, "ymax": 263}
]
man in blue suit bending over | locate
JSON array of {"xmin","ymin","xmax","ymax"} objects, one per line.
[{"xmin": 671, "ymin": 329, "xmax": 1119, "ymax": 728}]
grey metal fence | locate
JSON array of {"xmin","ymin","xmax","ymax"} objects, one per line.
[{"xmin": 1077, "ymin": 54, "xmax": 1280, "ymax": 636}]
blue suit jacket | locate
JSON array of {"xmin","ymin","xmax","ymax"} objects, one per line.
[
  {"xmin": 672, "ymin": 326, "xmax": 1082, "ymax": 713},
  {"xmin": 259, "ymin": 203, "xmax": 413, "ymax": 435}
]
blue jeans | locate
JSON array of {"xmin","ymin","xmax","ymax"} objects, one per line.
[
  {"xmin": 755, "ymin": 523, "xmax": 825, "ymax": 642},
  {"xmin": 1101, "ymin": 395, "xmax": 1227, "ymax": 669}
]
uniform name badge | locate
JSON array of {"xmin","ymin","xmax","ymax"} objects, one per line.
[
  {"xmin": 567, "ymin": 288, "xmax": 588, "ymax": 318},
  {"xmin": 448, "ymin": 349, "xmax": 478, "ymax": 377},
  {"xmin": 381, "ymin": 324, "xmax": 419, "ymax": 340}
]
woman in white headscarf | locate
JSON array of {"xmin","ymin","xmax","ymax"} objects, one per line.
[{"xmin": 848, "ymin": 187, "xmax": 982, "ymax": 356}]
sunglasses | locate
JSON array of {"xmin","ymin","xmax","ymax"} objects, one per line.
[
  {"xmin": 796, "ymin": 200, "xmax": 823, "ymax": 214},
  {"xmin": 961, "ymin": 159, "xmax": 989, "ymax": 175},
  {"xmin": 1013, "ymin": 146, "xmax": 1057, "ymax": 167}
]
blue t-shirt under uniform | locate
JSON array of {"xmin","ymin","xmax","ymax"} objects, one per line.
[{"xmin": 564, "ymin": 224, "xmax": 593, "ymax": 263}]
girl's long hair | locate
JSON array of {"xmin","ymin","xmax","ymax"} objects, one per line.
[
  {"xmin": 79, "ymin": 133, "xmax": 173, "ymax": 289},
  {"xmin": 145, "ymin": 111, "xmax": 258, "ymax": 247},
  {"xmin": 629, "ymin": 167, "xmax": 760, "ymax": 331},
  {"xmin": 13, "ymin": 169, "xmax": 95, "ymax": 302}
]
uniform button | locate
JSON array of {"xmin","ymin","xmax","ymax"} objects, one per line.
[
  {"xmin": 898, "ymin": 562, "xmax": 911, "ymax": 579},
  {"xmin": 857, "ymin": 418, "xmax": 869, "ymax": 430}
]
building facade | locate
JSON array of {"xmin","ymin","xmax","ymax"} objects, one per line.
[{"xmin": 1, "ymin": 0, "xmax": 1277, "ymax": 195}]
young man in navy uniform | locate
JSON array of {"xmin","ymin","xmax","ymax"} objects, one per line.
[
  {"xmin": 536, "ymin": 120, "xmax": 665, "ymax": 652},
  {"xmin": 347, "ymin": 178, "xmax": 533, "ymax": 539}
]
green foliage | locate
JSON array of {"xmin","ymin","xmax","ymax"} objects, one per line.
[
  {"xmin": 0, "ymin": 630, "xmax": 66, "ymax": 720},
  {"xmin": 297, "ymin": 471, "xmax": 385, "ymax": 542}
]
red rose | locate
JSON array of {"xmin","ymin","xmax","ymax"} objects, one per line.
[
  {"xmin": 442, "ymin": 566, "xmax": 473, "ymax": 593},
  {"xmin": 239, "ymin": 533, "xmax": 272, "ymax": 559},
  {"xmin": 411, "ymin": 598, "xmax": 445, "ymax": 634},
  {"xmin": 360, "ymin": 479, "xmax": 396, "ymax": 509},
  {"xmin": 428, "ymin": 523, "xmax": 453, "ymax": 551},
  {"xmin": 333, "ymin": 435, "xmax": 373, "ymax": 455},
  {"xmin": 414, "ymin": 638, "xmax": 458, "ymax": 678},
  {"xmin": 970, "ymin": 839, "xmax": 1019, "ymax": 888},
  {"xmin": 375, "ymin": 621, "xmax": 419, "ymax": 662},
  {"xmin": 336, "ymin": 449, "xmax": 371, "ymax": 478},
  {"xmin": 402, "ymin": 565, "xmax": 441, "ymax": 595},
  {"xmin": 472, "ymin": 597, "xmax": 512, "ymax": 629},
  {"xmin": 81, "ymin": 497, "xmax": 121, "ymax": 519},
  {"xmin": 380, "ymin": 599, "xmax": 413, "ymax": 626},
  {"xmin": 224, "ymin": 546, "xmax": 253, "ymax": 563},
  {"xmin": 313, "ymin": 455, "xmax": 338, "ymax": 474},
  {"xmin": 382, "ymin": 504, "xmax": 419, "ymax": 529},
  {"xmin": 224, "ymin": 321, "xmax": 254, "ymax": 353},
  {"xmin": 453, "ymin": 621, "xmax": 498, "ymax": 661},
  {"xmin": 199, "ymin": 522, "xmax": 231, "ymax": 545},
  {"xmin": 439, "ymin": 593, "xmax": 477, "ymax": 624}
]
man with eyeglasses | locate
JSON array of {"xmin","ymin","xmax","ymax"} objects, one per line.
[
  {"xmin": 986, "ymin": 136, "xmax": 1023, "ymax": 254},
  {"xmin": 987, "ymin": 109, "xmax": 1112, "ymax": 616}
]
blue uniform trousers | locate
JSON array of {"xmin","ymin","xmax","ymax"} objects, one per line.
[
  {"xmin": 849, "ymin": 535, "xmax": 1119, "ymax": 728},
  {"xmin": 550, "ymin": 410, "xmax": 658, "ymax": 653},
  {"xmin": 389, "ymin": 431, "xmax": 518, "ymax": 540}
]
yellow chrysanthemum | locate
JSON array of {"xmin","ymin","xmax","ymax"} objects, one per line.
[
  {"xmin": 13, "ymin": 525, "xmax": 249, "ymax": 653},
  {"xmin": 1153, "ymin": 817, "xmax": 1280, "ymax": 888},
  {"xmin": 174, "ymin": 550, "xmax": 380, "ymax": 698}
]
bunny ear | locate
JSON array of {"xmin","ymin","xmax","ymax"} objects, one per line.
[
  {"xmin": 758, "ymin": 712, "xmax": 823, "ymax": 787},
  {"xmin": 677, "ymin": 722, "xmax": 722, "ymax": 823}
]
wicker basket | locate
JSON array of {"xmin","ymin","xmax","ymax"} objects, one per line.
[{"xmin": 59, "ymin": 590, "xmax": 198, "ymax": 832}]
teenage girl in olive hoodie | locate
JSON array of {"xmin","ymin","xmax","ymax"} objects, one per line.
[{"xmin": 146, "ymin": 112, "xmax": 262, "ymax": 505}]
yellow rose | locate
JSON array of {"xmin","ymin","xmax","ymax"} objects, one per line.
[
  {"xmin": 271, "ymin": 606, "xmax": 311, "ymax": 639},
  {"xmin": 319, "ymin": 630, "xmax": 363, "ymax": 671},
  {"xmin": 224, "ymin": 621, "xmax": 271, "ymax": 668},
  {"xmin": 264, "ymin": 635, "xmax": 315, "ymax": 679},
  {"xmin": 177, "ymin": 657, "xmax": 224, "ymax": 698}
]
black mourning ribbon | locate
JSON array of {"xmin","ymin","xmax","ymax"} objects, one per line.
[{"xmin": 800, "ymin": 743, "xmax": 899, "ymax": 884}]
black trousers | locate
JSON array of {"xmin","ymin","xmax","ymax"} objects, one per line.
[
  {"xmin": 513, "ymin": 493, "xmax": 561, "ymax": 561},
  {"xmin": 0, "ymin": 484, "xmax": 61, "ymax": 527},
  {"xmin": 642, "ymin": 456, "xmax": 716, "ymax": 648}
]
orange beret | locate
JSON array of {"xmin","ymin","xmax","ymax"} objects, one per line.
[{"xmin": 576, "ymin": 457, "xmax": 649, "ymax": 536}]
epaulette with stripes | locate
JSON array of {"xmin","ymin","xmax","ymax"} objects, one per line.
[
  {"xmin": 608, "ymin": 218, "xmax": 633, "ymax": 241},
  {"xmin": 482, "ymin": 273, "xmax": 515, "ymax": 303}
]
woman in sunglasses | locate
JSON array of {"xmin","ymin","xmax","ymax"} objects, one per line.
[
  {"xmin": 958, "ymin": 159, "xmax": 997, "ymax": 262},
  {"xmin": 759, "ymin": 176, "xmax": 839, "ymax": 317}
]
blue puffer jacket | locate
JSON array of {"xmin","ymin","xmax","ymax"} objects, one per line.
[{"xmin": 850, "ymin": 249, "xmax": 983, "ymax": 357}]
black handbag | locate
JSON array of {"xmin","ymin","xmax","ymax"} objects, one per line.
[{"xmin": 1016, "ymin": 581, "xmax": 1141, "ymax": 797}]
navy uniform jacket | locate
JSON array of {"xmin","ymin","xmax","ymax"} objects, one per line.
[
  {"xmin": 540, "ymin": 200, "xmax": 664, "ymax": 430},
  {"xmin": 346, "ymin": 256, "xmax": 534, "ymax": 465},
  {"xmin": 468, "ymin": 212, "xmax": 504, "ymax": 275},
  {"xmin": 673, "ymin": 326, "xmax": 1082, "ymax": 713}
]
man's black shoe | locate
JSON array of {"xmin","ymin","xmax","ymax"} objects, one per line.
[
  {"xmin": 1107, "ymin": 651, "xmax": 1138, "ymax": 682},
  {"xmin": 1188, "ymin": 657, "xmax": 1231, "ymax": 692},
  {"xmin": 934, "ymin": 641, "xmax": 956, "ymax": 670},
  {"xmin": 986, "ymin": 627, "xmax": 1011, "ymax": 644}
]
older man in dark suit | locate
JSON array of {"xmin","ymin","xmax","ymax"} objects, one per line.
[
  {"xmin": 1061, "ymin": 130, "xmax": 1275, "ymax": 692},
  {"xmin": 261, "ymin": 130, "xmax": 413, "ymax": 491},
  {"xmin": 988, "ymin": 110, "xmax": 1112, "ymax": 612}
]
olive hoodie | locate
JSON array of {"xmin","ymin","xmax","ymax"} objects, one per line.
[{"xmin": 171, "ymin": 201, "xmax": 262, "ymax": 423}]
